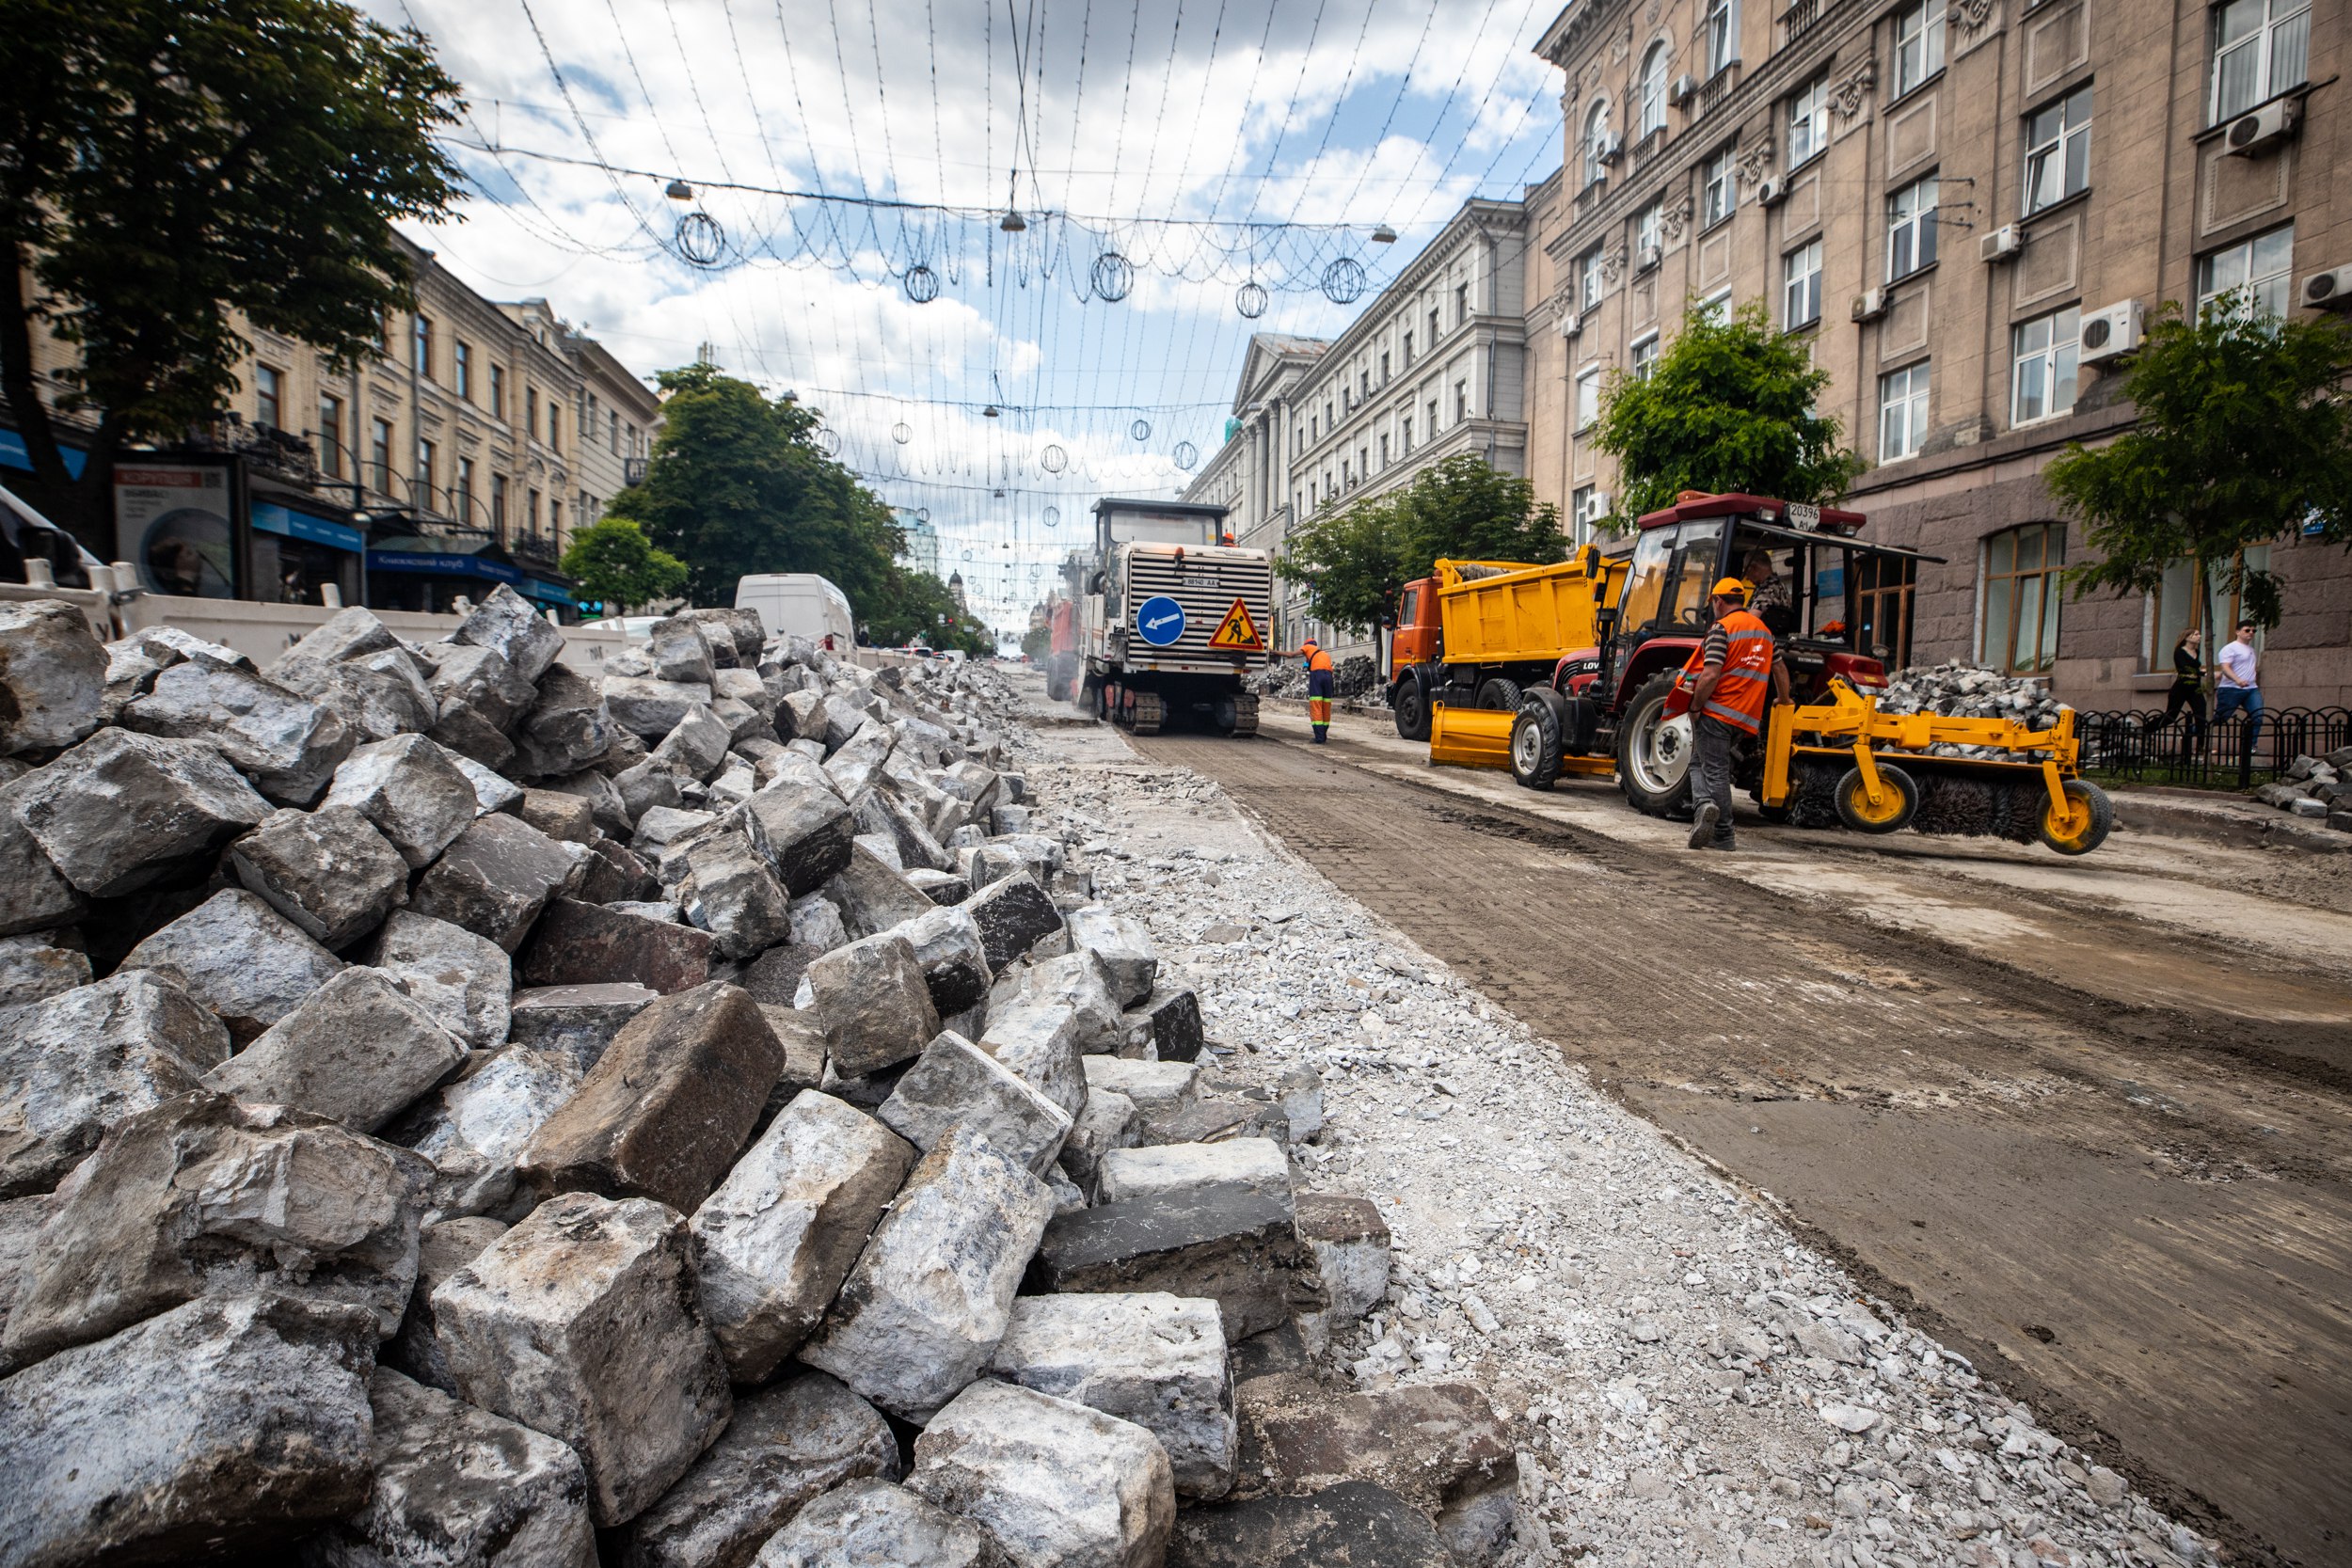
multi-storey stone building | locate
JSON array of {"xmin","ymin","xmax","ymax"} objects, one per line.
[
  {"xmin": 1526, "ymin": 0, "xmax": 2346, "ymax": 707},
  {"xmin": 1184, "ymin": 199, "xmax": 1534, "ymax": 658}
]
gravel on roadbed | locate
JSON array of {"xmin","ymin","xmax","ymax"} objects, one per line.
[{"xmin": 1007, "ymin": 709, "xmax": 2217, "ymax": 1568}]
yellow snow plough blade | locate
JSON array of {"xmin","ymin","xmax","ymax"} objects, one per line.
[{"xmin": 1428, "ymin": 701, "xmax": 1516, "ymax": 769}]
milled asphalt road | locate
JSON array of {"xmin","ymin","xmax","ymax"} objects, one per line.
[{"xmin": 1118, "ymin": 699, "xmax": 2352, "ymax": 1568}]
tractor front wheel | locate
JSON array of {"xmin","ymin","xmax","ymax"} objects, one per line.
[
  {"xmin": 1617, "ymin": 671, "xmax": 1695, "ymax": 818},
  {"xmin": 1833, "ymin": 763, "xmax": 1919, "ymax": 833},
  {"xmin": 1510, "ymin": 695, "xmax": 1564, "ymax": 790}
]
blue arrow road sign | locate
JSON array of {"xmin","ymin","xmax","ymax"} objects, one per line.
[{"xmin": 1136, "ymin": 595, "xmax": 1186, "ymax": 646}]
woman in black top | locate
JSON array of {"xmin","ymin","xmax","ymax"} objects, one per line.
[{"xmin": 2157, "ymin": 626, "xmax": 2205, "ymax": 743}]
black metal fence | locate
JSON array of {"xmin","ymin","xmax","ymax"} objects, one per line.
[{"xmin": 2074, "ymin": 705, "xmax": 2352, "ymax": 789}]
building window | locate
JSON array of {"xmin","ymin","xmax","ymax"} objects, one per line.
[
  {"xmin": 1701, "ymin": 147, "xmax": 1737, "ymax": 227},
  {"xmin": 525, "ymin": 387, "xmax": 538, "ymax": 440},
  {"xmin": 2010, "ymin": 305, "xmax": 2081, "ymax": 425},
  {"xmin": 1699, "ymin": 288, "xmax": 1733, "ymax": 325},
  {"xmin": 1426, "ymin": 399, "xmax": 1438, "ymax": 437},
  {"xmin": 1787, "ymin": 73, "xmax": 1829, "ymax": 167},
  {"xmin": 1575, "ymin": 368, "xmax": 1601, "ymax": 431},
  {"xmin": 1429, "ymin": 306, "xmax": 1441, "ymax": 341},
  {"xmin": 370, "ymin": 418, "xmax": 393, "ymax": 492},
  {"xmin": 317, "ymin": 393, "xmax": 343, "ymax": 478},
  {"xmin": 529, "ymin": 487, "xmax": 542, "ymax": 531},
  {"xmin": 1637, "ymin": 42, "xmax": 1670, "ymax": 136},
  {"xmin": 1704, "ymin": 0, "xmax": 1735, "ymax": 75},
  {"xmin": 1631, "ymin": 333, "xmax": 1661, "ymax": 381},
  {"xmin": 1379, "ymin": 434, "xmax": 1391, "ymax": 467},
  {"xmin": 1401, "ymin": 416, "xmax": 1413, "ymax": 452},
  {"xmin": 1578, "ymin": 245, "xmax": 1604, "ymax": 307},
  {"xmin": 1981, "ymin": 522, "xmax": 2065, "ymax": 673},
  {"xmin": 416, "ymin": 437, "xmax": 436, "ymax": 506},
  {"xmin": 1455, "ymin": 282, "xmax": 1470, "ymax": 322},
  {"xmin": 1894, "ymin": 0, "xmax": 1946, "ymax": 96},
  {"xmin": 1403, "ymin": 330, "xmax": 1414, "ymax": 366},
  {"xmin": 546, "ymin": 403, "xmax": 559, "ymax": 451},
  {"xmin": 454, "ymin": 457, "xmax": 475, "ymax": 525},
  {"xmin": 1783, "ymin": 240, "xmax": 1823, "ymax": 329},
  {"xmin": 488, "ymin": 364, "xmax": 505, "ymax": 421},
  {"xmin": 549, "ymin": 499, "xmax": 563, "ymax": 541},
  {"xmin": 1571, "ymin": 484, "xmax": 1598, "ymax": 543},
  {"xmin": 453, "ymin": 341, "xmax": 471, "ymax": 401},
  {"xmin": 1341, "ymin": 461, "xmax": 1352, "ymax": 488},
  {"xmin": 491, "ymin": 473, "xmax": 509, "ymax": 539},
  {"xmin": 1582, "ymin": 99, "xmax": 1613, "ymax": 188},
  {"xmin": 2196, "ymin": 222, "xmax": 2294, "ymax": 319},
  {"xmin": 1455, "ymin": 381, "xmax": 1470, "ymax": 422},
  {"xmin": 1886, "ymin": 175, "xmax": 1940, "ymax": 279},
  {"xmin": 1879, "ymin": 360, "xmax": 1930, "ymax": 461},
  {"xmin": 1853, "ymin": 553, "xmax": 1917, "ymax": 667},
  {"xmin": 254, "ymin": 365, "xmax": 283, "ymax": 431},
  {"xmin": 2023, "ymin": 86, "xmax": 2092, "ymax": 214},
  {"xmin": 609, "ymin": 410, "xmax": 621, "ymax": 451},
  {"xmin": 1359, "ymin": 369, "xmax": 1370, "ymax": 400},
  {"xmin": 1635, "ymin": 201, "xmax": 1662, "ymax": 261},
  {"xmin": 412, "ymin": 316, "xmax": 433, "ymax": 378},
  {"xmin": 2211, "ymin": 0, "xmax": 2309, "ymax": 124}
]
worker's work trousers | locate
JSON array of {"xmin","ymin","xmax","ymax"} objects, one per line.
[
  {"xmin": 1692, "ymin": 715, "xmax": 1739, "ymax": 845},
  {"xmin": 1307, "ymin": 669, "xmax": 1334, "ymax": 743}
]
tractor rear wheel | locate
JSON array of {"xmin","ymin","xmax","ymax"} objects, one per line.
[
  {"xmin": 2037, "ymin": 778, "xmax": 2112, "ymax": 856},
  {"xmin": 1617, "ymin": 671, "xmax": 1695, "ymax": 818},
  {"xmin": 1509, "ymin": 697, "xmax": 1564, "ymax": 791},
  {"xmin": 1392, "ymin": 671, "xmax": 1433, "ymax": 741},
  {"xmin": 1476, "ymin": 676, "xmax": 1523, "ymax": 712},
  {"xmin": 1833, "ymin": 763, "xmax": 1919, "ymax": 833}
]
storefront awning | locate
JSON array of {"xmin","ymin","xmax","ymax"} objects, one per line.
[
  {"xmin": 0, "ymin": 429, "xmax": 87, "ymax": 479},
  {"xmin": 254, "ymin": 502, "xmax": 363, "ymax": 551},
  {"xmin": 521, "ymin": 576, "xmax": 576, "ymax": 608},
  {"xmin": 367, "ymin": 537, "xmax": 524, "ymax": 587}
]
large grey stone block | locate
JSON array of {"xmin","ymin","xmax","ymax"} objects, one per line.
[
  {"xmin": 372, "ymin": 910, "xmax": 512, "ymax": 1052},
  {"xmin": 1164, "ymin": 1481, "xmax": 1455, "ymax": 1568},
  {"xmin": 229, "ymin": 803, "xmax": 410, "ymax": 949},
  {"xmin": 0, "ymin": 775, "xmax": 85, "ymax": 937},
  {"xmin": 1035, "ymin": 1181, "xmax": 1324, "ymax": 1343},
  {"xmin": 320, "ymin": 732, "xmax": 479, "ymax": 868},
  {"xmin": 1058, "ymin": 1089, "xmax": 1138, "ymax": 1200},
  {"xmin": 0, "ymin": 598, "xmax": 104, "ymax": 754},
  {"xmin": 278, "ymin": 604, "xmax": 401, "ymax": 666},
  {"xmin": 690, "ymin": 1089, "xmax": 915, "ymax": 1383},
  {"xmin": 0, "ymin": 930, "xmax": 88, "ymax": 1006},
  {"xmin": 424, "ymin": 641, "xmax": 536, "ymax": 735},
  {"xmin": 681, "ymin": 829, "xmax": 794, "ymax": 959},
  {"xmin": 394, "ymin": 1045, "xmax": 584, "ymax": 1219},
  {"xmin": 1294, "ymin": 1194, "xmax": 1390, "ymax": 1331},
  {"xmin": 208, "ymin": 966, "xmax": 468, "ymax": 1134},
  {"xmin": 752, "ymin": 1478, "xmax": 1000, "ymax": 1567},
  {"xmin": 995, "ymin": 952, "xmax": 1123, "ymax": 1053},
  {"xmin": 0, "ymin": 967, "xmax": 229, "ymax": 1197},
  {"xmin": 907, "ymin": 1381, "xmax": 1175, "ymax": 1568},
  {"xmin": 270, "ymin": 650, "xmax": 438, "ymax": 744},
  {"xmin": 307, "ymin": 1367, "xmax": 596, "ymax": 1568},
  {"xmin": 825, "ymin": 839, "xmax": 935, "ymax": 938},
  {"xmin": 383, "ymin": 1214, "xmax": 508, "ymax": 1393},
  {"xmin": 14, "ymin": 727, "xmax": 271, "ymax": 895},
  {"xmin": 433, "ymin": 1191, "xmax": 732, "ymax": 1527},
  {"xmin": 964, "ymin": 873, "xmax": 1063, "ymax": 974},
  {"xmin": 805, "ymin": 931, "xmax": 941, "ymax": 1079},
  {"xmin": 645, "ymin": 616, "xmax": 717, "ymax": 685},
  {"xmin": 520, "ymin": 897, "xmax": 715, "ymax": 995},
  {"xmin": 1063, "ymin": 908, "xmax": 1158, "ymax": 1009},
  {"xmin": 507, "ymin": 982, "xmax": 658, "ymax": 1073},
  {"xmin": 451, "ymin": 582, "xmax": 564, "ymax": 682},
  {"xmin": 411, "ymin": 813, "xmax": 586, "ymax": 952},
  {"xmin": 121, "ymin": 887, "xmax": 343, "ymax": 1043},
  {"xmin": 987, "ymin": 1292, "xmax": 1236, "ymax": 1498},
  {"xmin": 1099, "ymin": 1141, "xmax": 1290, "ymax": 1210},
  {"xmin": 1081, "ymin": 1057, "xmax": 1199, "ymax": 1116},
  {"xmin": 879, "ymin": 1031, "xmax": 1073, "ymax": 1176},
  {"xmin": 518, "ymin": 980, "xmax": 784, "ymax": 1212},
  {"xmin": 2, "ymin": 1093, "xmax": 429, "ymax": 1367},
  {"xmin": 519, "ymin": 785, "xmax": 596, "ymax": 844},
  {"xmin": 121, "ymin": 658, "xmax": 353, "ymax": 803},
  {"xmin": 1126, "ymin": 986, "xmax": 1203, "ymax": 1063},
  {"xmin": 977, "ymin": 1004, "xmax": 1087, "ymax": 1119},
  {"xmin": 0, "ymin": 1292, "xmax": 376, "ymax": 1565},
  {"xmin": 653, "ymin": 702, "xmax": 735, "ymax": 780},
  {"xmin": 800, "ymin": 1126, "xmax": 1056, "ymax": 1421},
  {"xmin": 621, "ymin": 1371, "xmax": 900, "ymax": 1568},
  {"xmin": 899, "ymin": 902, "xmax": 995, "ymax": 1016},
  {"xmin": 604, "ymin": 675, "xmax": 715, "ymax": 738}
]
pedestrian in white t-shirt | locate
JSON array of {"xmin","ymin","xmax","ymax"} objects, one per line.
[{"xmin": 2215, "ymin": 621, "xmax": 2263, "ymax": 749}]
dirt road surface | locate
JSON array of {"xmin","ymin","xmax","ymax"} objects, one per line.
[{"xmin": 1120, "ymin": 700, "xmax": 2352, "ymax": 1568}]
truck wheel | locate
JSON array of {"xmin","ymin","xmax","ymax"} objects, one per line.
[
  {"xmin": 1617, "ymin": 671, "xmax": 1694, "ymax": 818},
  {"xmin": 1509, "ymin": 699, "xmax": 1563, "ymax": 790},
  {"xmin": 1392, "ymin": 671, "xmax": 1433, "ymax": 742},
  {"xmin": 2037, "ymin": 778, "xmax": 2112, "ymax": 856},
  {"xmin": 1476, "ymin": 676, "xmax": 1522, "ymax": 712},
  {"xmin": 1833, "ymin": 763, "xmax": 1919, "ymax": 834}
]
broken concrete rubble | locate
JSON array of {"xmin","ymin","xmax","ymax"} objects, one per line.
[
  {"xmin": 120, "ymin": 657, "xmax": 354, "ymax": 804},
  {"xmin": 805, "ymin": 930, "xmax": 942, "ymax": 1079},
  {"xmin": 372, "ymin": 909, "xmax": 513, "ymax": 1052},
  {"xmin": 410, "ymin": 811, "xmax": 585, "ymax": 951}
]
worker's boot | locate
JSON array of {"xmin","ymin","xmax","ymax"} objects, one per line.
[{"xmin": 1687, "ymin": 802, "xmax": 1721, "ymax": 849}]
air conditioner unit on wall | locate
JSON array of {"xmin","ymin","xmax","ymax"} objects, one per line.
[
  {"xmin": 1755, "ymin": 177, "xmax": 1787, "ymax": 207},
  {"xmin": 1851, "ymin": 289, "xmax": 1888, "ymax": 322},
  {"xmin": 1599, "ymin": 132, "xmax": 1626, "ymax": 164},
  {"xmin": 1637, "ymin": 244, "xmax": 1662, "ymax": 273},
  {"xmin": 1979, "ymin": 225, "xmax": 2023, "ymax": 262},
  {"xmin": 1669, "ymin": 72, "xmax": 1699, "ymax": 105},
  {"xmin": 2225, "ymin": 97, "xmax": 2300, "ymax": 155},
  {"xmin": 1559, "ymin": 309, "xmax": 1583, "ymax": 339},
  {"xmin": 1589, "ymin": 491, "xmax": 1612, "ymax": 517},
  {"xmin": 2301, "ymin": 267, "xmax": 2352, "ymax": 309},
  {"xmin": 2078, "ymin": 299, "xmax": 2143, "ymax": 363}
]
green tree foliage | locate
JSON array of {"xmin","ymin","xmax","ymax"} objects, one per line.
[
  {"xmin": 1274, "ymin": 454, "xmax": 1568, "ymax": 632},
  {"xmin": 859, "ymin": 565, "xmax": 992, "ymax": 657},
  {"xmin": 1020, "ymin": 624, "xmax": 1053, "ymax": 662},
  {"xmin": 1594, "ymin": 301, "xmax": 1864, "ymax": 528},
  {"xmin": 2046, "ymin": 298, "xmax": 2352, "ymax": 637},
  {"xmin": 605, "ymin": 364, "xmax": 906, "ymax": 613},
  {"xmin": 560, "ymin": 516, "xmax": 688, "ymax": 612},
  {"xmin": 0, "ymin": 0, "xmax": 464, "ymax": 541}
]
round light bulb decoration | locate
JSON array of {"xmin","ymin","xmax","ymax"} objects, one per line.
[
  {"xmin": 814, "ymin": 428, "xmax": 841, "ymax": 457},
  {"xmin": 915, "ymin": 508, "xmax": 930, "ymax": 522},
  {"xmin": 890, "ymin": 422, "xmax": 912, "ymax": 445},
  {"xmin": 1040, "ymin": 444, "xmax": 1068, "ymax": 473},
  {"xmin": 1129, "ymin": 419, "xmax": 1152, "ymax": 442},
  {"xmin": 1236, "ymin": 281, "xmax": 1269, "ymax": 319},
  {"xmin": 903, "ymin": 264, "xmax": 940, "ymax": 304},
  {"xmin": 1042, "ymin": 505, "xmax": 1060, "ymax": 528},
  {"xmin": 1172, "ymin": 440, "xmax": 1200, "ymax": 470},
  {"xmin": 675, "ymin": 212, "xmax": 725, "ymax": 269},
  {"xmin": 1321, "ymin": 257, "xmax": 1368, "ymax": 305},
  {"xmin": 1091, "ymin": 252, "xmax": 1135, "ymax": 303}
]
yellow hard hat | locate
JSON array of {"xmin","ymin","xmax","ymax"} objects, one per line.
[{"xmin": 1710, "ymin": 577, "xmax": 1751, "ymax": 602}]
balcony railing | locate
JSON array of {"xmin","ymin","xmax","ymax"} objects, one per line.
[
  {"xmin": 509, "ymin": 531, "xmax": 564, "ymax": 569},
  {"xmin": 1697, "ymin": 63, "xmax": 1740, "ymax": 118},
  {"xmin": 1629, "ymin": 129, "xmax": 1667, "ymax": 173},
  {"xmin": 1778, "ymin": 0, "xmax": 1820, "ymax": 46}
]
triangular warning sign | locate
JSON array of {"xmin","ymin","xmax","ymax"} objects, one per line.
[{"xmin": 1206, "ymin": 597, "xmax": 1264, "ymax": 651}]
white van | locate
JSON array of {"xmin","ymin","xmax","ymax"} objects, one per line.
[{"xmin": 735, "ymin": 573, "xmax": 855, "ymax": 651}]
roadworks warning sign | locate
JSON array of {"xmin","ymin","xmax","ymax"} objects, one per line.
[{"xmin": 1206, "ymin": 597, "xmax": 1264, "ymax": 651}]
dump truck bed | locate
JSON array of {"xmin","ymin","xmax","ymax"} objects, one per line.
[{"xmin": 1435, "ymin": 556, "xmax": 1613, "ymax": 669}]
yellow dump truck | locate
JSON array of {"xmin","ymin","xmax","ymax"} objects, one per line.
[{"xmin": 1387, "ymin": 550, "xmax": 1621, "ymax": 742}]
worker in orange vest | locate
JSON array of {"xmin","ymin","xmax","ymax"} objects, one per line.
[
  {"xmin": 1682, "ymin": 578, "xmax": 1789, "ymax": 851},
  {"xmin": 1299, "ymin": 638, "xmax": 1336, "ymax": 743}
]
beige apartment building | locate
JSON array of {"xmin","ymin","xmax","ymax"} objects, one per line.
[{"xmin": 1526, "ymin": 0, "xmax": 2347, "ymax": 708}]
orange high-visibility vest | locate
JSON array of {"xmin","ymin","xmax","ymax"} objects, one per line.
[
  {"xmin": 1304, "ymin": 647, "xmax": 1334, "ymax": 673},
  {"xmin": 1680, "ymin": 608, "xmax": 1774, "ymax": 734}
]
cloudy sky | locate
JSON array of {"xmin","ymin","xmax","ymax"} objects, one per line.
[{"xmin": 373, "ymin": 0, "xmax": 1568, "ymax": 632}]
